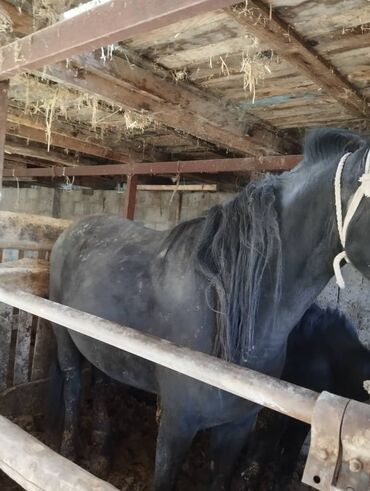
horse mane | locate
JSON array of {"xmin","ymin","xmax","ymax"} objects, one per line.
[
  {"xmin": 303, "ymin": 128, "xmax": 367, "ymax": 165},
  {"xmin": 196, "ymin": 175, "xmax": 282, "ymax": 363}
]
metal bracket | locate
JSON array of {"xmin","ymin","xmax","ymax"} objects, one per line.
[
  {"xmin": 303, "ymin": 392, "xmax": 370, "ymax": 491},
  {"xmin": 303, "ymin": 392, "xmax": 349, "ymax": 489}
]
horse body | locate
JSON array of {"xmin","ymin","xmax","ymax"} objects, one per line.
[
  {"xmin": 243, "ymin": 305, "xmax": 370, "ymax": 490},
  {"xmin": 49, "ymin": 128, "xmax": 370, "ymax": 490}
]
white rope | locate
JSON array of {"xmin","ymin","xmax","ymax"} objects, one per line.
[{"xmin": 334, "ymin": 149, "xmax": 370, "ymax": 288}]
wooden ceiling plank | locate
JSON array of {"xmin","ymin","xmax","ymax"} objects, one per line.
[
  {"xmin": 4, "ymin": 141, "xmax": 93, "ymax": 167},
  {"xmin": 0, "ymin": 2, "xmax": 298, "ymax": 157},
  {"xmin": 6, "ymin": 115, "xmax": 132, "ymax": 163},
  {"xmin": 227, "ymin": 0, "xmax": 369, "ymax": 118},
  {"xmin": 38, "ymin": 57, "xmax": 296, "ymax": 156},
  {"xmin": 0, "ymin": 0, "xmax": 246, "ymax": 80}
]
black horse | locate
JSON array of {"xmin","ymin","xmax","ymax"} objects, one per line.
[
  {"xmin": 49, "ymin": 128, "xmax": 370, "ymax": 490},
  {"xmin": 241, "ymin": 304, "xmax": 370, "ymax": 490}
]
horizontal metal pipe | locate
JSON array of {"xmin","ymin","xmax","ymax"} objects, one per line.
[
  {"xmin": 0, "ymin": 414, "xmax": 117, "ymax": 491},
  {"xmin": 3, "ymin": 155, "xmax": 302, "ymax": 178},
  {"xmin": 0, "ymin": 286, "xmax": 318, "ymax": 424}
]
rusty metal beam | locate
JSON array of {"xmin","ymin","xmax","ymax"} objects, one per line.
[
  {"xmin": 3, "ymin": 155, "xmax": 301, "ymax": 178},
  {"xmin": 0, "ymin": 80, "xmax": 9, "ymax": 196},
  {"xmin": 123, "ymin": 174, "xmax": 137, "ymax": 220},
  {"xmin": 0, "ymin": 0, "xmax": 241, "ymax": 80}
]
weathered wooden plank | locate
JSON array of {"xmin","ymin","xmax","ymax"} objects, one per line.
[
  {"xmin": 0, "ymin": 211, "xmax": 71, "ymax": 251},
  {"xmin": 0, "ymin": 258, "xmax": 49, "ymax": 297},
  {"xmin": 227, "ymin": 1, "xmax": 369, "ymax": 117},
  {"xmin": 0, "ymin": 0, "xmax": 33, "ymax": 36},
  {"xmin": 0, "ymin": 0, "xmax": 241, "ymax": 80},
  {"xmin": 40, "ymin": 59, "xmax": 289, "ymax": 157},
  {"xmin": 13, "ymin": 309, "xmax": 34, "ymax": 385},
  {"xmin": 0, "ymin": 80, "xmax": 9, "ymax": 198},
  {"xmin": 0, "ymin": 302, "xmax": 13, "ymax": 391},
  {"xmin": 137, "ymin": 184, "xmax": 218, "ymax": 191},
  {"xmin": 31, "ymin": 318, "xmax": 55, "ymax": 382},
  {"xmin": 6, "ymin": 116, "xmax": 133, "ymax": 164},
  {"xmin": 0, "ymin": 2, "xmax": 297, "ymax": 156},
  {"xmin": 5, "ymin": 141, "xmax": 94, "ymax": 168}
]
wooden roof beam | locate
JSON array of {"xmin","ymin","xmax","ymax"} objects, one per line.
[
  {"xmin": 6, "ymin": 114, "xmax": 134, "ymax": 163},
  {"xmin": 0, "ymin": 0, "xmax": 245, "ymax": 80},
  {"xmin": 38, "ymin": 55, "xmax": 295, "ymax": 157},
  {"xmin": 227, "ymin": 1, "xmax": 369, "ymax": 118},
  {"xmin": 4, "ymin": 141, "xmax": 95, "ymax": 167},
  {"xmin": 0, "ymin": 1, "xmax": 299, "ymax": 157}
]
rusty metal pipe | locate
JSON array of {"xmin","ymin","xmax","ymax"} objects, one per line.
[{"xmin": 0, "ymin": 286, "xmax": 318, "ymax": 424}]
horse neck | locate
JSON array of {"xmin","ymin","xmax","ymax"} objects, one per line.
[{"xmin": 278, "ymin": 162, "xmax": 340, "ymax": 320}]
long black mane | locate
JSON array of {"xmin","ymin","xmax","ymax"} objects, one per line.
[{"xmin": 196, "ymin": 176, "xmax": 282, "ymax": 363}]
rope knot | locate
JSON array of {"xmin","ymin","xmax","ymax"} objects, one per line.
[{"xmin": 359, "ymin": 173, "xmax": 370, "ymax": 197}]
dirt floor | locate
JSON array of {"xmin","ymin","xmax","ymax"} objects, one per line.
[{"xmin": 0, "ymin": 384, "xmax": 311, "ymax": 491}]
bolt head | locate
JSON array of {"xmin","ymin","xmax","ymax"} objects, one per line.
[{"xmin": 349, "ymin": 458, "xmax": 362, "ymax": 473}]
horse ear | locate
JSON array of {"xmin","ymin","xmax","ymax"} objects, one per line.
[{"xmin": 303, "ymin": 128, "xmax": 366, "ymax": 165}]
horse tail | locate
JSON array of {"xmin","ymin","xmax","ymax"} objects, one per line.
[{"xmin": 46, "ymin": 358, "xmax": 64, "ymax": 448}]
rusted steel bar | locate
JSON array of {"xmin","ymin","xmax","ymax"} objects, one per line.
[
  {"xmin": 0, "ymin": 0, "xmax": 242, "ymax": 80},
  {"xmin": 0, "ymin": 414, "xmax": 118, "ymax": 491},
  {"xmin": 0, "ymin": 80, "xmax": 9, "ymax": 197},
  {"xmin": 123, "ymin": 174, "xmax": 137, "ymax": 220},
  {"xmin": 0, "ymin": 287, "xmax": 318, "ymax": 424},
  {"xmin": 3, "ymin": 155, "xmax": 302, "ymax": 178}
]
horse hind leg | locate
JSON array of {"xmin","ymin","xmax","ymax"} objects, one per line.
[
  {"xmin": 52, "ymin": 324, "xmax": 82, "ymax": 461},
  {"xmin": 89, "ymin": 367, "xmax": 112, "ymax": 478},
  {"xmin": 152, "ymin": 405, "xmax": 198, "ymax": 491}
]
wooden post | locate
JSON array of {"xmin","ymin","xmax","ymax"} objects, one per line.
[
  {"xmin": 123, "ymin": 175, "xmax": 137, "ymax": 220},
  {"xmin": 0, "ymin": 80, "xmax": 9, "ymax": 199}
]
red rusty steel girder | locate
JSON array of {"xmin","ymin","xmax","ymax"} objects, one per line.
[
  {"xmin": 3, "ymin": 155, "xmax": 302, "ymax": 178},
  {"xmin": 0, "ymin": 0, "xmax": 242, "ymax": 80},
  {"xmin": 123, "ymin": 175, "xmax": 138, "ymax": 220}
]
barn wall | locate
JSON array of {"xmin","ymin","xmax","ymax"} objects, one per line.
[{"xmin": 0, "ymin": 186, "xmax": 369, "ymax": 346}]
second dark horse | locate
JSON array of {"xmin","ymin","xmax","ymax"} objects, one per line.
[
  {"xmin": 49, "ymin": 129, "xmax": 370, "ymax": 490},
  {"xmin": 242, "ymin": 305, "xmax": 370, "ymax": 490}
]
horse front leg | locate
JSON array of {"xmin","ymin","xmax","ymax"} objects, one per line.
[
  {"xmin": 209, "ymin": 412, "xmax": 258, "ymax": 491},
  {"xmin": 152, "ymin": 405, "xmax": 198, "ymax": 491}
]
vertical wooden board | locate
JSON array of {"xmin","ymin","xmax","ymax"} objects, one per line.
[
  {"xmin": 31, "ymin": 317, "xmax": 56, "ymax": 382},
  {"xmin": 13, "ymin": 310, "xmax": 33, "ymax": 386},
  {"xmin": 0, "ymin": 303, "xmax": 13, "ymax": 392}
]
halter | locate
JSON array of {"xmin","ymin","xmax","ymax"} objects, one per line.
[{"xmin": 333, "ymin": 149, "xmax": 370, "ymax": 288}]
